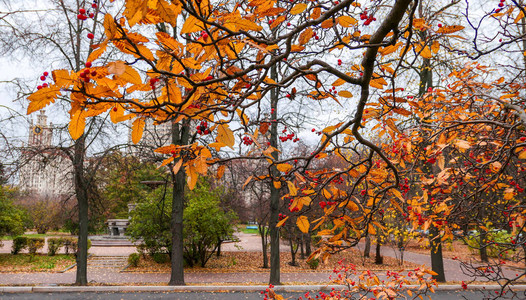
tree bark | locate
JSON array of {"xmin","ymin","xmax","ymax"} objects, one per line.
[
  {"xmin": 374, "ymin": 234, "xmax": 383, "ymax": 265},
  {"xmin": 169, "ymin": 122, "xmax": 189, "ymax": 286},
  {"xmin": 260, "ymin": 223, "xmax": 269, "ymax": 268},
  {"xmin": 364, "ymin": 235, "xmax": 371, "ymax": 258},
  {"xmin": 479, "ymin": 230, "xmax": 488, "ymax": 263},
  {"xmin": 74, "ymin": 134, "xmax": 88, "ymax": 286},
  {"xmin": 429, "ymin": 224, "xmax": 446, "ymax": 282},
  {"xmin": 269, "ymin": 64, "xmax": 281, "ymax": 285}
]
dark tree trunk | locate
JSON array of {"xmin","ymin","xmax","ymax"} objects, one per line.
[
  {"xmin": 260, "ymin": 224, "xmax": 269, "ymax": 268},
  {"xmin": 364, "ymin": 235, "xmax": 371, "ymax": 258},
  {"xmin": 374, "ymin": 234, "xmax": 383, "ymax": 265},
  {"xmin": 216, "ymin": 240, "xmax": 222, "ymax": 257},
  {"xmin": 305, "ymin": 233, "xmax": 312, "ymax": 257},
  {"xmin": 269, "ymin": 64, "xmax": 281, "ymax": 285},
  {"xmin": 299, "ymin": 234, "xmax": 305, "ymax": 260},
  {"xmin": 429, "ymin": 224, "xmax": 446, "ymax": 282},
  {"xmin": 169, "ymin": 122, "xmax": 189, "ymax": 286},
  {"xmin": 74, "ymin": 134, "xmax": 88, "ymax": 286},
  {"xmin": 288, "ymin": 234, "xmax": 298, "ymax": 266},
  {"xmin": 479, "ymin": 230, "xmax": 488, "ymax": 263}
]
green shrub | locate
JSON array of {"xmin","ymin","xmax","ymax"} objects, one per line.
[
  {"xmin": 27, "ymin": 237, "xmax": 45, "ymax": 254},
  {"xmin": 63, "ymin": 237, "xmax": 91, "ymax": 254},
  {"xmin": 47, "ymin": 238, "xmax": 64, "ymax": 256},
  {"xmin": 307, "ymin": 258, "xmax": 320, "ymax": 270},
  {"xmin": 11, "ymin": 236, "xmax": 28, "ymax": 254},
  {"xmin": 128, "ymin": 253, "xmax": 140, "ymax": 267},
  {"xmin": 466, "ymin": 229, "xmax": 513, "ymax": 259},
  {"xmin": 151, "ymin": 252, "xmax": 169, "ymax": 264}
]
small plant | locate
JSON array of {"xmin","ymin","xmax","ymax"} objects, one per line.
[
  {"xmin": 307, "ymin": 258, "xmax": 320, "ymax": 270},
  {"xmin": 11, "ymin": 236, "xmax": 28, "ymax": 254},
  {"xmin": 128, "ymin": 253, "xmax": 140, "ymax": 267},
  {"xmin": 63, "ymin": 237, "xmax": 91, "ymax": 254},
  {"xmin": 27, "ymin": 237, "xmax": 45, "ymax": 255},
  {"xmin": 47, "ymin": 238, "xmax": 64, "ymax": 256}
]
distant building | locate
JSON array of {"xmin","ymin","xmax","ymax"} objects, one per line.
[
  {"xmin": 18, "ymin": 111, "xmax": 73, "ymax": 196},
  {"xmin": 127, "ymin": 119, "xmax": 172, "ymax": 157}
]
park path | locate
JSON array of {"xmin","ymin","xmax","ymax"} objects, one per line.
[{"xmin": 0, "ymin": 232, "xmax": 520, "ymax": 285}]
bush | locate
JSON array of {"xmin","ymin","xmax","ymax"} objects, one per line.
[
  {"xmin": 11, "ymin": 236, "xmax": 28, "ymax": 254},
  {"xmin": 47, "ymin": 238, "xmax": 64, "ymax": 256},
  {"xmin": 466, "ymin": 229, "xmax": 513, "ymax": 259},
  {"xmin": 63, "ymin": 237, "xmax": 91, "ymax": 255},
  {"xmin": 27, "ymin": 237, "xmax": 45, "ymax": 254},
  {"xmin": 152, "ymin": 252, "xmax": 169, "ymax": 264},
  {"xmin": 128, "ymin": 253, "xmax": 140, "ymax": 267},
  {"xmin": 307, "ymin": 258, "xmax": 320, "ymax": 270}
]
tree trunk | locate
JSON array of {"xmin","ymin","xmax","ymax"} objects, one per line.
[
  {"xmin": 305, "ymin": 233, "xmax": 312, "ymax": 257},
  {"xmin": 479, "ymin": 230, "xmax": 488, "ymax": 263},
  {"xmin": 364, "ymin": 235, "xmax": 371, "ymax": 258},
  {"xmin": 216, "ymin": 239, "xmax": 222, "ymax": 257},
  {"xmin": 260, "ymin": 224, "xmax": 269, "ymax": 268},
  {"xmin": 169, "ymin": 122, "xmax": 189, "ymax": 286},
  {"xmin": 288, "ymin": 234, "xmax": 297, "ymax": 266},
  {"xmin": 374, "ymin": 234, "xmax": 383, "ymax": 265},
  {"xmin": 429, "ymin": 224, "xmax": 446, "ymax": 282},
  {"xmin": 74, "ymin": 134, "xmax": 88, "ymax": 286},
  {"xmin": 299, "ymin": 234, "xmax": 305, "ymax": 260},
  {"xmin": 269, "ymin": 64, "xmax": 281, "ymax": 285}
]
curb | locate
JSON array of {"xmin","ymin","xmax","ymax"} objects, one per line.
[{"xmin": 2, "ymin": 284, "xmax": 526, "ymax": 293}]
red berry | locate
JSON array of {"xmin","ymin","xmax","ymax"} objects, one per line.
[
  {"xmin": 87, "ymin": 33, "xmax": 94, "ymax": 39},
  {"xmin": 496, "ymin": 8, "xmax": 501, "ymax": 12},
  {"xmin": 42, "ymin": 83, "xmax": 48, "ymax": 88},
  {"xmin": 520, "ymin": 137, "xmax": 526, "ymax": 141},
  {"xmin": 438, "ymin": 23, "xmax": 442, "ymax": 28},
  {"xmin": 79, "ymin": 8, "xmax": 86, "ymax": 14},
  {"xmin": 43, "ymin": 71, "xmax": 49, "ymax": 77},
  {"xmin": 91, "ymin": 71, "xmax": 97, "ymax": 76},
  {"xmin": 311, "ymin": 128, "xmax": 315, "ymax": 132},
  {"xmin": 83, "ymin": 77, "xmax": 90, "ymax": 83},
  {"xmin": 40, "ymin": 76, "xmax": 46, "ymax": 81},
  {"xmin": 92, "ymin": 3, "xmax": 98, "ymax": 8},
  {"xmin": 202, "ymin": 33, "xmax": 208, "ymax": 40},
  {"xmin": 85, "ymin": 61, "xmax": 92, "ymax": 68},
  {"xmin": 498, "ymin": 2, "xmax": 504, "ymax": 7},
  {"xmin": 89, "ymin": 13, "xmax": 94, "ymax": 18},
  {"xmin": 113, "ymin": 107, "xmax": 118, "ymax": 112},
  {"xmin": 37, "ymin": 85, "xmax": 42, "ymax": 90}
]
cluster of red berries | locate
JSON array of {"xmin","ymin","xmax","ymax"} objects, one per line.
[
  {"xmin": 278, "ymin": 213, "xmax": 286, "ymax": 221},
  {"xmin": 149, "ymin": 77, "xmax": 160, "ymax": 89},
  {"xmin": 242, "ymin": 136, "xmax": 254, "ymax": 146},
  {"xmin": 77, "ymin": 2, "xmax": 98, "ymax": 39},
  {"xmin": 37, "ymin": 72, "xmax": 50, "ymax": 90},
  {"xmin": 196, "ymin": 120, "xmax": 210, "ymax": 135},
  {"xmin": 319, "ymin": 201, "xmax": 337, "ymax": 209},
  {"xmin": 495, "ymin": 0, "xmax": 506, "ymax": 13},
  {"xmin": 260, "ymin": 284, "xmax": 275, "ymax": 300},
  {"xmin": 332, "ymin": 176, "xmax": 344, "ymax": 184},
  {"xmin": 311, "ymin": 31, "xmax": 320, "ymax": 40},
  {"xmin": 360, "ymin": 10, "xmax": 376, "ymax": 25},
  {"xmin": 199, "ymin": 30, "xmax": 209, "ymax": 41},
  {"xmin": 79, "ymin": 62, "xmax": 96, "ymax": 83},
  {"xmin": 329, "ymin": 85, "xmax": 337, "ymax": 94}
]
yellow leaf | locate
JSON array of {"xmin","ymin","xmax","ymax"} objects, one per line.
[
  {"xmin": 157, "ymin": 0, "xmax": 178, "ymax": 27},
  {"xmin": 519, "ymin": 150, "xmax": 526, "ymax": 160},
  {"xmin": 338, "ymin": 90, "xmax": 353, "ymax": 98},
  {"xmin": 431, "ymin": 41, "xmax": 440, "ymax": 54},
  {"xmin": 216, "ymin": 165, "xmax": 226, "ymax": 180},
  {"xmin": 186, "ymin": 166, "xmax": 198, "ymax": 190},
  {"xmin": 120, "ymin": 65, "xmax": 143, "ymax": 85},
  {"xmin": 337, "ymin": 16, "xmax": 357, "ymax": 27},
  {"xmin": 52, "ymin": 70, "xmax": 73, "ymax": 89},
  {"xmin": 291, "ymin": 45, "xmax": 305, "ymax": 52},
  {"xmin": 27, "ymin": 86, "xmax": 61, "ymax": 114},
  {"xmin": 321, "ymin": 19, "xmax": 333, "ymax": 29},
  {"xmin": 131, "ymin": 118, "xmax": 145, "ymax": 144},
  {"xmin": 110, "ymin": 104, "xmax": 124, "ymax": 123},
  {"xmin": 159, "ymin": 156, "xmax": 174, "ymax": 168},
  {"xmin": 172, "ymin": 159, "xmax": 183, "ymax": 174},
  {"xmin": 270, "ymin": 15, "xmax": 286, "ymax": 29},
  {"xmin": 69, "ymin": 109, "xmax": 86, "ymax": 140},
  {"xmin": 181, "ymin": 15, "xmax": 204, "ymax": 34},
  {"xmin": 332, "ymin": 78, "xmax": 346, "ymax": 86},
  {"xmin": 385, "ymin": 118, "xmax": 401, "ymax": 134},
  {"xmin": 217, "ymin": 124, "xmax": 235, "ymax": 149},
  {"xmin": 437, "ymin": 25, "xmax": 464, "ymax": 34},
  {"xmin": 104, "ymin": 14, "xmax": 119, "ymax": 39},
  {"xmin": 290, "ymin": 3, "xmax": 308, "ymax": 15},
  {"xmin": 273, "ymin": 181, "xmax": 282, "ymax": 189},
  {"xmin": 297, "ymin": 216, "xmax": 310, "ymax": 233},
  {"xmin": 87, "ymin": 43, "xmax": 107, "ymax": 62},
  {"xmin": 243, "ymin": 175, "xmax": 253, "ymax": 189},
  {"xmin": 299, "ymin": 28, "xmax": 313, "ymax": 45},
  {"xmin": 287, "ymin": 181, "xmax": 297, "ymax": 196},
  {"xmin": 419, "ymin": 46, "xmax": 432, "ymax": 59},
  {"xmin": 277, "ymin": 163, "xmax": 293, "ymax": 173},
  {"xmin": 276, "ymin": 216, "xmax": 289, "ymax": 227}
]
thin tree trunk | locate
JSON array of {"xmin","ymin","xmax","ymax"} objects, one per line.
[
  {"xmin": 269, "ymin": 64, "xmax": 281, "ymax": 285},
  {"xmin": 429, "ymin": 224, "xmax": 446, "ymax": 282},
  {"xmin": 480, "ymin": 230, "xmax": 488, "ymax": 263},
  {"xmin": 305, "ymin": 233, "xmax": 312, "ymax": 257},
  {"xmin": 364, "ymin": 235, "xmax": 371, "ymax": 258},
  {"xmin": 374, "ymin": 234, "xmax": 383, "ymax": 265},
  {"xmin": 74, "ymin": 134, "xmax": 88, "ymax": 286},
  {"xmin": 288, "ymin": 235, "xmax": 297, "ymax": 266},
  {"xmin": 169, "ymin": 122, "xmax": 188, "ymax": 286},
  {"xmin": 299, "ymin": 234, "xmax": 305, "ymax": 259},
  {"xmin": 260, "ymin": 224, "xmax": 269, "ymax": 268}
]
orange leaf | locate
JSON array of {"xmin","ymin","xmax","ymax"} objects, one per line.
[
  {"xmin": 290, "ymin": 3, "xmax": 308, "ymax": 15},
  {"xmin": 131, "ymin": 118, "xmax": 145, "ymax": 144},
  {"xmin": 296, "ymin": 216, "xmax": 310, "ymax": 233},
  {"xmin": 276, "ymin": 216, "xmax": 289, "ymax": 227},
  {"xmin": 217, "ymin": 124, "xmax": 235, "ymax": 149},
  {"xmin": 69, "ymin": 109, "xmax": 86, "ymax": 140}
]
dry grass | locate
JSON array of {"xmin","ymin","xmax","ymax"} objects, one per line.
[
  {"xmin": 127, "ymin": 249, "xmax": 420, "ymax": 273},
  {"xmin": 0, "ymin": 253, "xmax": 75, "ymax": 272}
]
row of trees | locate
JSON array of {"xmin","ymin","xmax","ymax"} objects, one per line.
[{"xmin": 1, "ymin": 0, "xmax": 524, "ymax": 298}]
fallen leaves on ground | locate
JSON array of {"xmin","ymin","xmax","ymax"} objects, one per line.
[{"xmin": 0, "ymin": 254, "xmax": 75, "ymax": 273}]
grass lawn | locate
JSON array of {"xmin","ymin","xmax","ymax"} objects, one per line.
[
  {"xmin": 0, "ymin": 253, "xmax": 76, "ymax": 272},
  {"xmin": 1, "ymin": 232, "xmax": 72, "ymax": 240},
  {"xmin": 237, "ymin": 225, "xmax": 267, "ymax": 235}
]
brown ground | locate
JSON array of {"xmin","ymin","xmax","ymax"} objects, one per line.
[{"xmin": 127, "ymin": 249, "xmax": 420, "ymax": 273}]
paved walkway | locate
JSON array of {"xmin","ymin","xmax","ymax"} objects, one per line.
[{"xmin": 0, "ymin": 233, "xmax": 520, "ymax": 285}]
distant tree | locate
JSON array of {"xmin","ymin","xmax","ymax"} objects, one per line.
[{"xmin": 0, "ymin": 186, "xmax": 25, "ymax": 240}]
